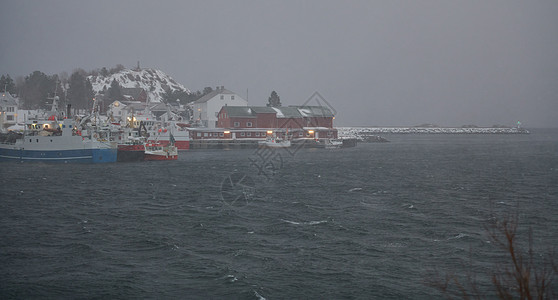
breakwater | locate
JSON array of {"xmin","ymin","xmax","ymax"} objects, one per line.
[{"xmin": 338, "ymin": 126, "xmax": 529, "ymax": 137}]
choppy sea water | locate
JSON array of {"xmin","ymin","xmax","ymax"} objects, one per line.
[{"xmin": 1, "ymin": 129, "xmax": 557, "ymax": 299}]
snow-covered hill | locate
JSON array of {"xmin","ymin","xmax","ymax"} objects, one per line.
[{"xmin": 87, "ymin": 68, "xmax": 190, "ymax": 103}]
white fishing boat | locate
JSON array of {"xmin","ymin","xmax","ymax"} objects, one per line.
[
  {"xmin": 324, "ymin": 139, "xmax": 343, "ymax": 149},
  {"xmin": 258, "ymin": 136, "xmax": 291, "ymax": 148}
]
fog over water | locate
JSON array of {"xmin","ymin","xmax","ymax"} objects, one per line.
[{"xmin": 1, "ymin": 0, "xmax": 557, "ymax": 127}]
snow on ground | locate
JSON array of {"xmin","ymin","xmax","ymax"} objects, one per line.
[{"xmin": 88, "ymin": 68, "xmax": 190, "ymax": 103}]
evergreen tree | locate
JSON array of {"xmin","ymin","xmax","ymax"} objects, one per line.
[
  {"xmin": 202, "ymin": 87, "xmax": 214, "ymax": 95},
  {"xmin": 267, "ymin": 91, "xmax": 282, "ymax": 107},
  {"xmin": 100, "ymin": 67, "xmax": 109, "ymax": 77},
  {"xmin": 0, "ymin": 74, "xmax": 16, "ymax": 94},
  {"xmin": 162, "ymin": 89, "xmax": 195, "ymax": 105},
  {"xmin": 67, "ymin": 71, "xmax": 91, "ymax": 109},
  {"xmin": 107, "ymin": 79, "xmax": 122, "ymax": 101},
  {"xmin": 85, "ymin": 79, "xmax": 95, "ymax": 105},
  {"xmin": 19, "ymin": 71, "xmax": 57, "ymax": 109}
]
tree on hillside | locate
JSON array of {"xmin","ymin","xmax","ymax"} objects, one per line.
[
  {"xmin": 107, "ymin": 79, "xmax": 122, "ymax": 102},
  {"xmin": 0, "ymin": 74, "xmax": 16, "ymax": 94},
  {"xmin": 67, "ymin": 70, "xmax": 94, "ymax": 110},
  {"xmin": 109, "ymin": 64, "xmax": 125, "ymax": 75},
  {"xmin": 100, "ymin": 67, "xmax": 109, "ymax": 77},
  {"xmin": 267, "ymin": 91, "xmax": 281, "ymax": 107},
  {"xmin": 18, "ymin": 71, "xmax": 58, "ymax": 109},
  {"xmin": 162, "ymin": 89, "xmax": 194, "ymax": 105},
  {"xmin": 202, "ymin": 87, "xmax": 214, "ymax": 95}
]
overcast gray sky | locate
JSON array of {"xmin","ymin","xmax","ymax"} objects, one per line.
[{"xmin": 1, "ymin": 0, "xmax": 557, "ymax": 127}]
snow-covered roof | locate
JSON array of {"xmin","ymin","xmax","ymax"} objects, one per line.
[
  {"xmin": 193, "ymin": 88, "xmax": 237, "ymax": 104},
  {"xmin": 221, "ymin": 106, "xmax": 257, "ymax": 118},
  {"xmin": 220, "ymin": 105, "xmax": 333, "ymax": 119},
  {"xmin": 293, "ymin": 106, "xmax": 334, "ymax": 117},
  {"xmin": 0, "ymin": 92, "xmax": 18, "ymax": 107}
]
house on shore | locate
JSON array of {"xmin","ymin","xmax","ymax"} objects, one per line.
[
  {"xmin": 191, "ymin": 86, "xmax": 247, "ymax": 128},
  {"xmin": 121, "ymin": 88, "xmax": 148, "ymax": 103},
  {"xmin": 0, "ymin": 92, "xmax": 19, "ymax": 129}
]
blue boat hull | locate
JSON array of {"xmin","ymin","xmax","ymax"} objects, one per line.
[{"xmin": 0, "ymin": 148, "xmax": 117, "ymax": 163}]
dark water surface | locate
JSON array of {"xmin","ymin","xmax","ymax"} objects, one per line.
[{"xmin": 1, "ymin": 130, "xmax": 557, "ymax": 299}]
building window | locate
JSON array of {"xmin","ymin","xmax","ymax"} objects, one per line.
[
  {"xmin": 231, "ymin": 95, "xmax": 235, "ymax": 100},
  {"xmin": 255, "ymin": 132, "xmax": 260, "ymax": 137},
  {"xmin": 219, "ymin": 133, "xmax": 224, "ymax": 137},
  {"xmin": 246, "ymin": 122, "xmax": 253, "ymax": 127},
  {"xmin": 240, "ymin": 132, "xmax": 245, "ymax": 136},
  {"xmin": 204, "ymin": 133, "xmax": 208, "ymax": 137},
  {"xmin": 220, "ymin": 95, "xmax": 224, "ymax": 100},
  {"xmin": 6, "ymin": 115, "xmax": 14, "ymax": 121},
  {"xmin": 233, "ymin": 122, "xmax": 240, "ymax": 127},
  {"xmin": 247, "ymin": 132, "xmax": 251, "ymax": 137},
  {"xmin": 197, "ymin": 132, "xmax": 201, "ymax": 137}
]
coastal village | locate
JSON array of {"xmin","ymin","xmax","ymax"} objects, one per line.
[
  {"xmin": 0, "ymin": 66, "xmax": 529, "ymax": 163},
  {"xmin": 0, "ymin": 67, "xmax": 344, "ymax": 163}
]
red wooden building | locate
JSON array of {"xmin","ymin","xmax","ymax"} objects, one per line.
[
  {"xmin": 188, "ymin": 105, "xmax": 337, "ymax": 141},
  {"xmin": 217, "ymin": 106, "xmax": 335, "ymax": 130}
]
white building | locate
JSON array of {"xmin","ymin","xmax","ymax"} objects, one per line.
[
  {"xmin": 0, "ymin": 92, "xmax": 19, "ymax": 129},
  {"xmin": 191, "ymin": 86, "xmax": 247, "ymax": 128},
  {"xmin": 107, "ymin": 100, "xmax": 127, "ymax": 122}
]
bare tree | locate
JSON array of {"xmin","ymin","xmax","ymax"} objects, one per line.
[{"xmin": 429, "ymin": 214, "xmax": 556, "ymax": 299}]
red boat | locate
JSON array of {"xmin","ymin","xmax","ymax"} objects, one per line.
[
  {"xmin": 117, "ymin": 143, "xmax": 145, "ymax": 162},
  {"xmin": 144, "ymin": 142, "xmax": 178, "ymax": 161}
]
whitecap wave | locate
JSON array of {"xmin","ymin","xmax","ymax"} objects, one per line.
[
  {"xmin": 281, "ymin": 219, "xmax": 327, "ymax": 225},
  {"xmin": 447, "ymin": 233, "xmax": 468, "ymax": 240}
]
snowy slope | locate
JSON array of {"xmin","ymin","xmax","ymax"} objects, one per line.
[{"xmin": 87, "ymin": 68, "xmax": 190, "ymax": 103}]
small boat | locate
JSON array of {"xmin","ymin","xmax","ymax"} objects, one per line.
[
  {"xmin": 325, "ymin": 139, "xmax": 343, "ymax": 149},
  {"xmin": 144, "ymin": 142, "xmax": 178, "ymax": 161},
  {"xmin": 258, "ymin": 136, "xmax": 291, "ymax": 148}
]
